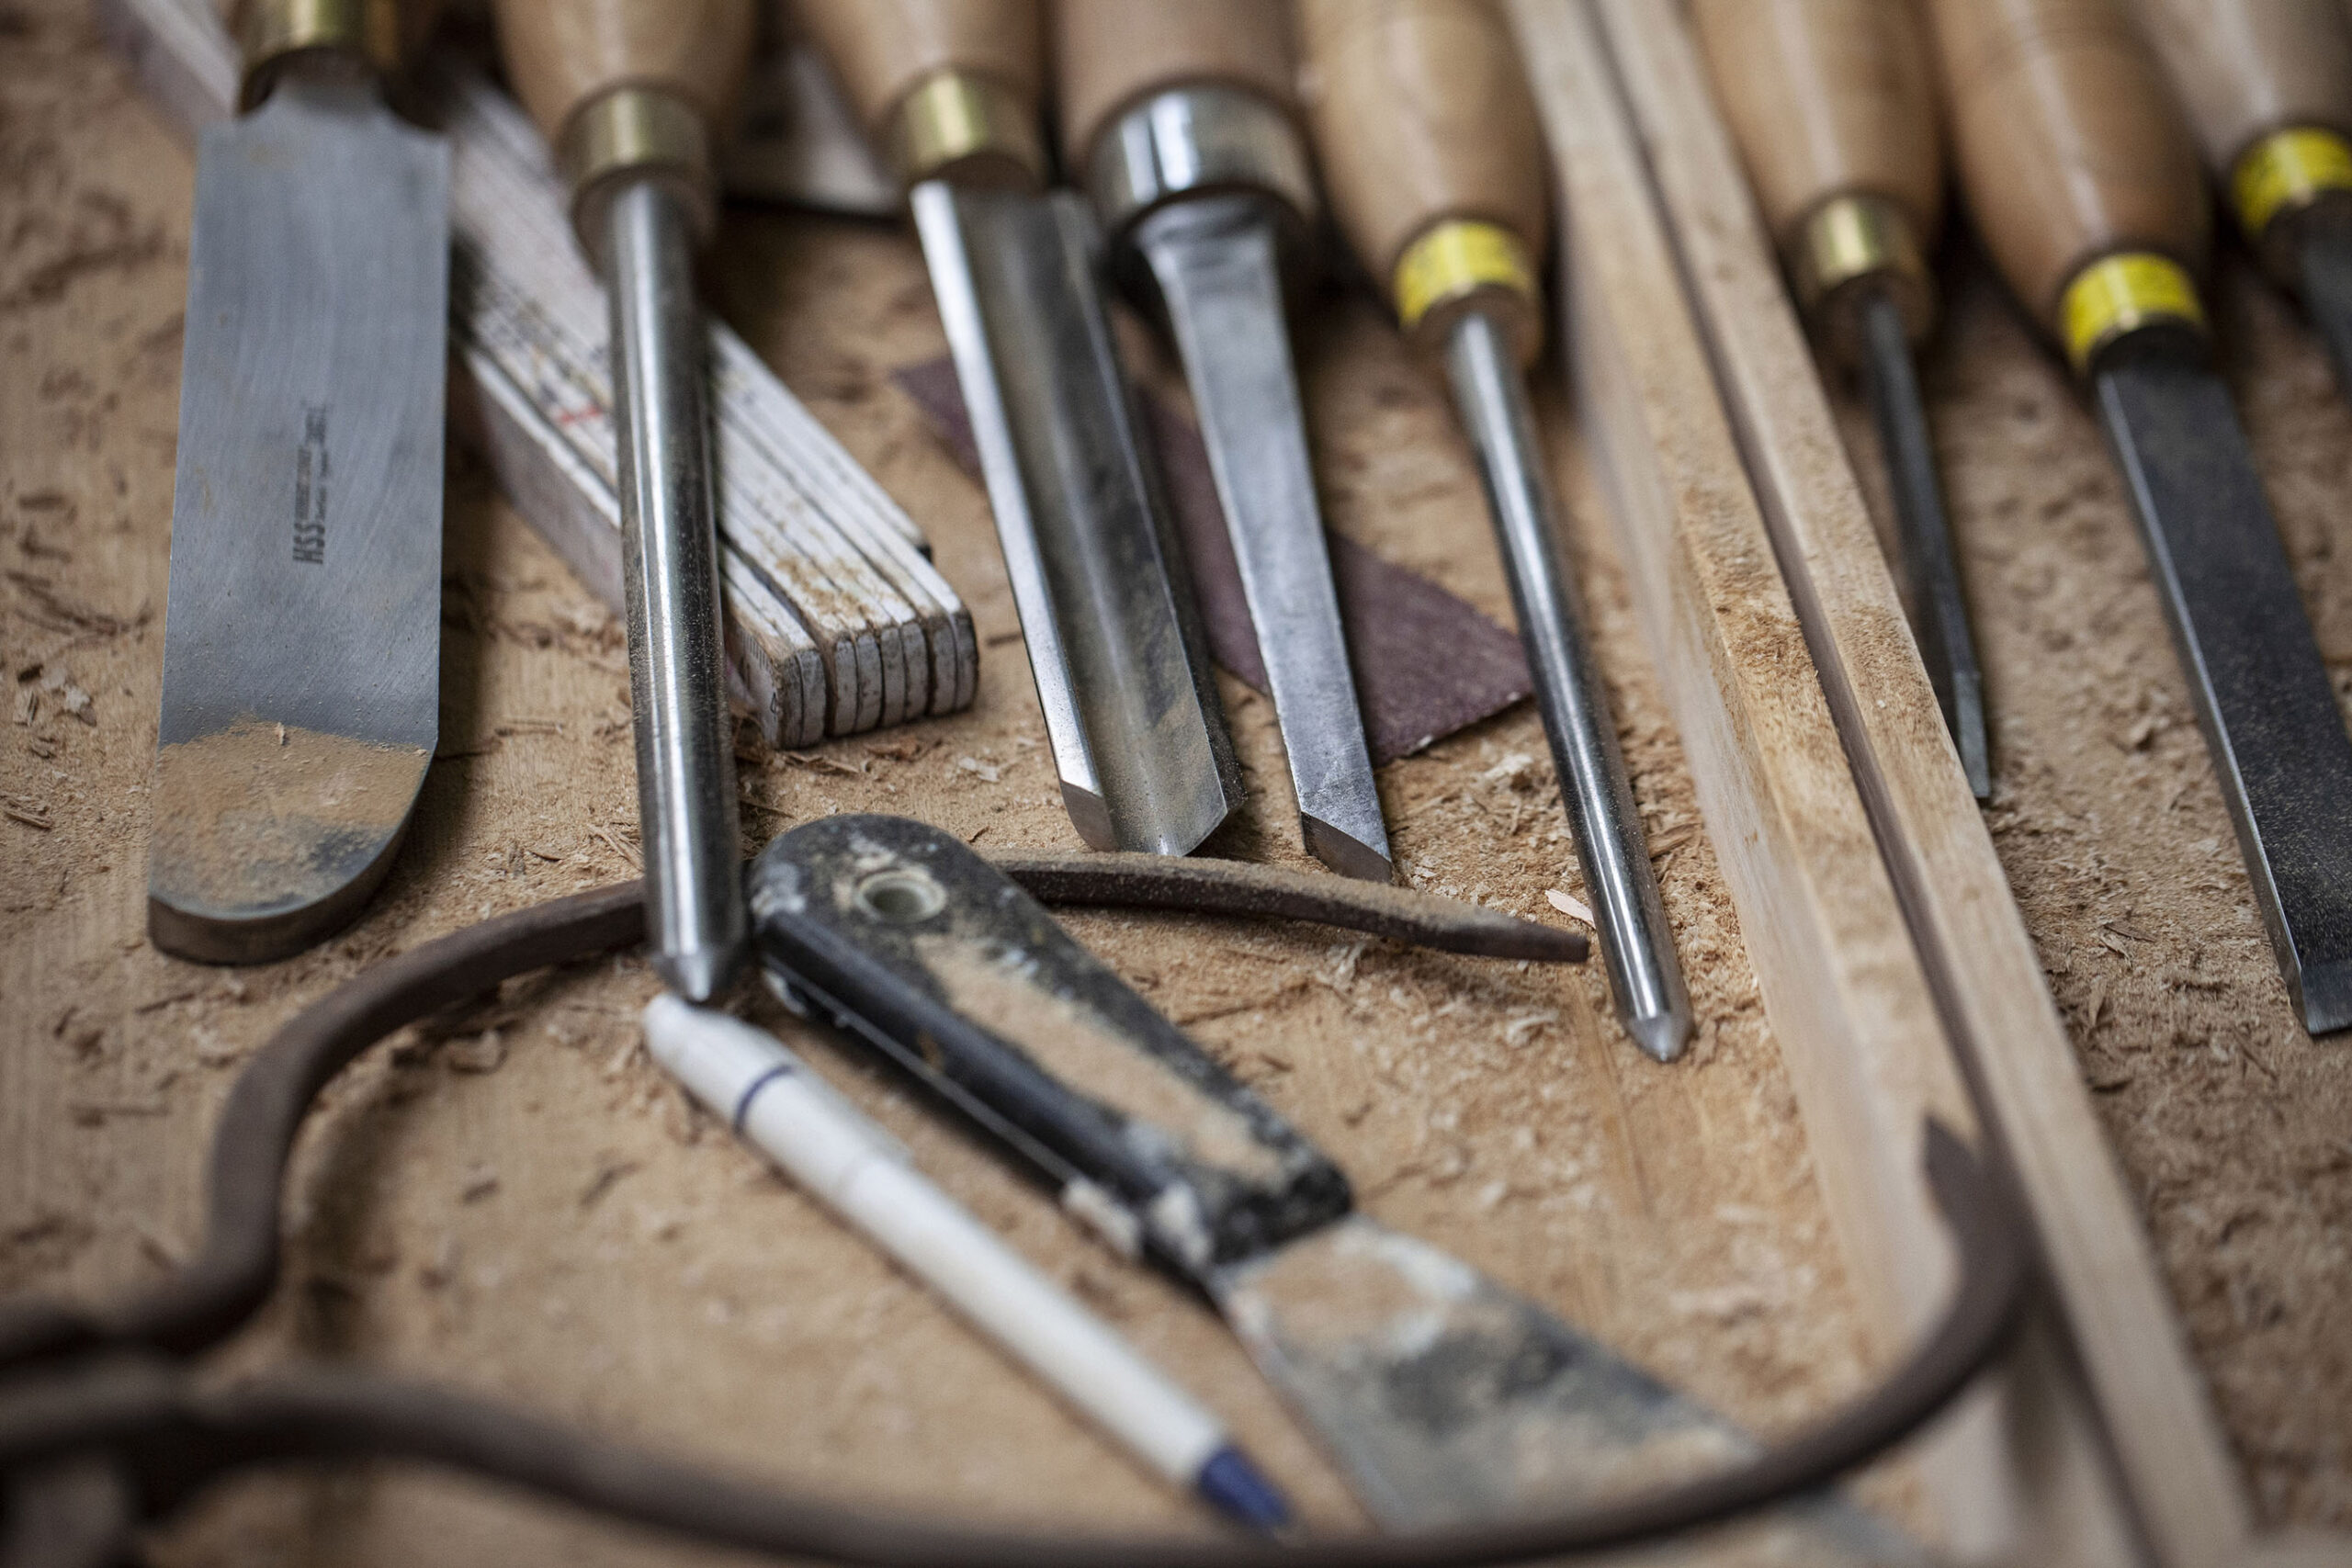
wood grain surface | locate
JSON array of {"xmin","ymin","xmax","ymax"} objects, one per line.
[
  {"xmin": 1923, "ymin": 0, "xmax": 2210, "ymax": 325},
  {"xmin": 492, "ymin": 0, "xmax": 753, "ymax": 147},
  {"xmin": 792, "ymin": 0, "xmax": 1041, "ymax": 144},
  {"xmin": 1053, "ymin": 0, "xmax": 1295, "ymax": 171},
  {"xmin": 1688, "ymin": 0, "xmax": 1945, "ymax": 252}
]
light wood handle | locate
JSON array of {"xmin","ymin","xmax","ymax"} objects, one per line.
[
  {"xmin": 1055, "ymin": 0, "xmax": 1297, "ymax": 171},
  {"xmin": 1923, "ymin": 0, "xmax": 2209, "ymax": 332},
  {"xmin": 2136, "ymin": 0, "xmax": 2352, "ymax": 173},
  {"xmin": 1690, "ymin": 0, "xmax": 1943, "ymax": 254},
  {"xmin": 493, "ymin": 0, "xmax": 753, "ymax": 150},
  {"xmin": 795, "ymin": 0, "xmax": 1042, "ymax": 186},
  {"xmin": 1296, "ymin": 0, "xmax": 1547, "ymax": 353}
]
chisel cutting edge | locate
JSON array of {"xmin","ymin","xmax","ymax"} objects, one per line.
[{"xmin": 148, "ymin": 0, "xmax": 448, "ymax": 964}]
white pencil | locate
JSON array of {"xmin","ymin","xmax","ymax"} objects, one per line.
[{"xmin": 641, "ymin": 996, "xmax": 1290, "ymax": 1529}]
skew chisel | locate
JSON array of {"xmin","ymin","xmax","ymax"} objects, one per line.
[
  {"xmin": 1295, "ymin": 0, "xmax": 1693, "ymax": 1063},
  {"xmin": 1054, "ymin": 1, "xmax": 1393, "ymax": 883},
  {"xmin": 1693, "ymin": 0, "xmax": 1995, "ymax": 803},
  {"xmin": 797, "ymin": 0, "xmax": 1240, "ymax": 859},
  {"xmin": 1925, "ymin": 0, "xmax": 2352, "ymax": 1036},
  {"xmin": 148, "ymin": 0, "xmax": 448, "ymax": 963},
  {"xmin": 492, "ymin": 0, "xmax": 753, "ymax": 1001},
  {"xmin": 2136, "ymin": 0, "xmax": 2352, "ymax": 398}
]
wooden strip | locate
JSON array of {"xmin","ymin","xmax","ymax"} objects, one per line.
[{"xmin": 1586, "ymin": 1, "xmax": 2273, "ymax": 1562}]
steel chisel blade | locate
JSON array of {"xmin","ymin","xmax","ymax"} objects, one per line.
[{"xmin": 149, "ymin": 75, "xmax": 449, "ymax": 963}]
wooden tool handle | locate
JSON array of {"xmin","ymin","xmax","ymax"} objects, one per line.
[
  {"xmin": 1923, "ymin": 0, "xmax": 2208, "ymax": 339},
  {"xmin": 2137, "ymin": 0, "xmax": 2352, "ymax": 170},
  {"xmin": 795, "ymin": 0, "xmax": 1044, "ymax": 186},
  {"xmin": 1055, "ymin": 0, "xmax": 1297, "ymax": 170},
  {"xmin": 1296, "ymin": 0, "xmax": 1548, "ymax": 356},
  {"xmin": 1690, "ymin": 0, "xmax": 1943, "ymax": 254},
  {"xmin": 493, "ymin": 0, "xmax": 752, "ymax": 150}
]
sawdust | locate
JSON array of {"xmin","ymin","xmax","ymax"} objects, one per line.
[{"xmin": 147, "ymin": 717, "xmax": 431, "ymax": 913}]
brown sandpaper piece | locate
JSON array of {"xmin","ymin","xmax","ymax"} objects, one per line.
[{"xmin": 892, "ymin": 356, "xmax": 1532, "ymax": 763}]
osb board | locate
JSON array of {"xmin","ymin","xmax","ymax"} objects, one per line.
[
  {"xmin": 1, "ymin": 6, "xmax": 1904, "ymax": 1562},
  {"xmin": 1832, "ymin": 247, "xmax": 2352, "ymax": 1531}
]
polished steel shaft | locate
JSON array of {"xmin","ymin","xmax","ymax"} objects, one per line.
[
  {"xmin": 605, "ymin": 178, "xmax": 745, "ymax": 1002},
  {"xmin": 1445, "ymin": 309, "xmax": 1691, "ymax": 1062}
]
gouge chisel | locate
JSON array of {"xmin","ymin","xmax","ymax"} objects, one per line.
[
  {"xmin": 798, "ymin": 0, "xmax": 1240, "ymax": 859},
  {"xmin": 2136, "ymin": 0, "xmax": 2352, "ymax": 398},
  {"xmin": 1927, "ymin": 0, "xmax": 2352, "ymax": 1035},
  {"xmin": 1694, "ymin": 0, "xmax": 1995, "ymax": 803},
  {"xmin": 1056, "ymin": 0, "xmax": 1393, "ymax": 883},
  {"xmin": 148, "ymin": 0, "xmax": 448, "ymax": 963},
  {"xmin": 492, "ymin": 0, "xmax": 753, "ymax": 1001},
  {"xmin": 1295, "ymin": 0, "xmax": 1693, "ymax": 1063}
]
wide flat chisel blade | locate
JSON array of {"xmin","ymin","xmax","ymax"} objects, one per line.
[
  {"xmin": 1213, "ymin": 1214, "xmax": 1916, "ymax": 1554},
  {"xmin": 2096, "ymin": 347, "xmax": 2352, "ymax": 1035},
  {"xmin": 150, "ymin": 75, "xmax": 449, "ymax": 963}
]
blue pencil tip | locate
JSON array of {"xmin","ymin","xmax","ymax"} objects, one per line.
[{"xmin": 1195, "ymin": 1445, "xmax": 1291, "ymax": 1531}]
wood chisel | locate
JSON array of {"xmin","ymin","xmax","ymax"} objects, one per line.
[
  {"xmin": 147, "ymin": 0, "xmax": 449, "ymax": 964},
  {"xmin": 492, "ymin": 0, "xmax": 752, "ymax": 1001},
  {"xmin": 798, "ymin": 0, "xmax": 1241, "ymax": 859},
  {"xmin": 1054, "ymin": 0, "xmax": 1392, "ymax": 883},
  {"xmin": 1693, "ymin": 0, "xmax": 1995, "ymax": 804},
  {"xmin": 1925, "ymin": 0, "xmax": 2352, "ymax": 1036},
  {"xmin": 2136, "ymin": 0, "xmax": 2352, "ymax": 397},
  {"xmin": 744, "ymin": 815, "xmax": 1905, "ymax": 1551},
  {"xmin": 1295, "ymin": 0, "xmax": 1693, "ymax": 1063}
]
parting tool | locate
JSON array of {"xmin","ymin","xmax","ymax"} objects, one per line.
[
  {"xmin": 492, "ymin": 0, "xmax": 752, "ymax": 1000},
  {"xmin": 1694, "ymin": 0, "xmax": 1995, "ymax": 803},
  {"xmin": 148, "ymin": 0, "xmax": 448, "ymax": 963},
  {"xmin": 1295, "ymin": 0, "xmax": 1693, "ymax": 1063},
  {"xmin": 1926, "ymin": 0, "xmax": 2352, "ymax": 1035},
  {"xmin": 1055, "ymin": 1, "xmax": 1392, "ymax": 882},
  {"xmin": 2137, "ymin": 0, "xmax": 2352, "ymax": 398},
  {"xmin": 798, "ymin": 0, "xmax": 1239, "ymax": 858}
]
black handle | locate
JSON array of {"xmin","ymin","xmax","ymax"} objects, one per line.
[{"xmin": 746, "ymin": 817, "xmax": 1352, "ymax": 1280}]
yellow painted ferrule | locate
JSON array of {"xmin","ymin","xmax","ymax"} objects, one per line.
[
  {"xmin": 1393, "ymin": 220, "xmax": 1537, "ymax": 336},
  {"xmin": 2059, "ymin": 252, "xmax": 2206, "ymax": 376},
  {"xmin": 2232, "ymin": 126, "xmax": 2352, "ymax": 242}
]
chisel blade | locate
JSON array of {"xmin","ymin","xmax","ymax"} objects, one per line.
[
  {"xmin": 2296, "ymin": 213, "xmax": 2352, "ymax": 419},
  {"xmin": 2095, "ymin": 344, "xmax": 2352, "ymax": 1035},
  {"xmin": 149, "ymin": 75, "xmax": 448, "ymax": 963}
]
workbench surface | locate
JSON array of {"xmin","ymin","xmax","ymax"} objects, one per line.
[{"xmin": 0, "ymin": 0, "xmax": 2344, "ymax": 1557}]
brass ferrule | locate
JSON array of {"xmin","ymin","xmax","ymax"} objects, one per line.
[
  {"xmin": 236, "ymin": 0, "xmax": 399, "ymax": 108},
  {"xmin": 1391, "ymin": 219, "xmax": 1543, "ymax": 364},
  {"xmin": 560, "ymin": 86, "xmax": 717, "ymax": 257},
  {"xmin": 889, "ymin": 70, "xmax": 1044, "ymax": 192},
  {"xmin": 2058, "ymin": 251, "xmax": 2207, "ymax": 377},
  {"xmin": 2231, "ymin": 125, "xmax": 2352, "ymax": 277},
  {"xmin": 1790, "ymin": 194, "xmax": 1933, "ymax": 365}
]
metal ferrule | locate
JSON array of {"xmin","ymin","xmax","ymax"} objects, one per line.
[
  {"xmin": 236, "ymin": 0, "xmax": 398, "ymax": 107},
  {"xmin": 1391, "ymin": 218, "xmax": 1541, "ymax": 362},
  {"xmin": 561, "ymin": 86, "xmax": 716, "ymax": 261},
  {"xmin": 1087, "ymin": 85, "xmax": 1317, "ymax": 251},
  {"xmin": 2059, "ymin": 250, "xmax": 2207, "ymax": 378},
  {"xmin": 2232, "ymin": 125, "xmax": 2352, "ymax": 276},
  {"xmin": 891, "ymin": 70, "xmax": 1044, "ymax": 192},
  {"xmin": 1791, "ymin": 193, "xmax": 1933, "ymax": 366}
]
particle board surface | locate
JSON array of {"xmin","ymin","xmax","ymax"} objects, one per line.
[{"xmin": 0, "ymin": 5, "xmax": 1910, "ymax": 1561}]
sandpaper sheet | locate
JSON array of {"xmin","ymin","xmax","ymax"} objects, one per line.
[{"xmin": 894, "ymin": 357, "xmax": 1532, "ymax": 762}]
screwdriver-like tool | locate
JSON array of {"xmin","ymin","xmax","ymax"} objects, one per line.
[
  {"xmin": 2137, "ymin": 0, "xmax": 2352, "ymax": 395},
  {"xmin": 1295, "ymin": 0, "xmax": 1692, "ymax": 1062},
  {"xmin": 1055, "ymin": 1, "xmax": 1392, "ymax": 882},
  {"xmin": 1694, "ymin": 0, "xmax": 1994, "ymax": 803},
  {"xmin": 1926, "ymin": 0, "xmax": 2352, "ymax": 1035},
  {"xmin": 493, "ymin": 0, "xmax": 753, "ymax": 1001},
  {"xmin": 799, "ymin": 0, "xmax": 1240, "ymax": 859}
]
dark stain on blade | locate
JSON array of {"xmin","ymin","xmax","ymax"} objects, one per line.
[{"xmin": 147, "ymin": 716, "xmax": 430, "ymax": 963}]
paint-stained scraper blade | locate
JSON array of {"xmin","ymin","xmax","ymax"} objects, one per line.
[{"xmin": 149, "ymin": 73, "xmax": 448, "ymax": 963}]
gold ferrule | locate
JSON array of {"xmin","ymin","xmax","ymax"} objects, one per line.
[
  {"xmin": 889, "ymin": 71, "xmax": 1043, "ymax": 192},
  {"xmin": 1391, "ymin": 219, "xmax": 1542, "ymax": 362},
  {"xmin": 2059, "ymin": 252, "xmax": 2206, "ymax": 376},
  {"xmin": 236, "ymin": 0, "xmax": 399, "ymax": 107},
  {"xmin": 560, "ymin": 86, "xmax": 716, "ymax": 253},
  {"xmin": 1791, "ymin": 193, "xmax": 1933, "ymax": 361},
  {"xmin": 2233, "ymin": 126, "xmax": 2352, "ymax": 241}
]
